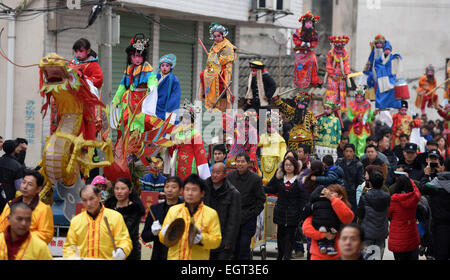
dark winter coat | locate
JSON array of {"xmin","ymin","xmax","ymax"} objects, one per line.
[
  {"xmin": 0, "ymin": 154, "xmax": 24, "ymax": 213},
  {"xmin": 396, "ymin": 157, "xmax": 424, "ymax": 181},
  {"xmin": 204, "ymin": 178, "xmax": 242, "ymax": 251},
  {"xmin": 264, "ymin": 175, "xmax": 308, "ymax": 226},
  {"xmin": 303, "ymin": 185, "xmax": 342, "ymax": 230},
  {"xmin": 356, "ymin": 189, "xmax": 390, "ymax": 241},
  {"xmin": 245, "ymin": 71, "xmax": 277, "ymax": 111},
  {"xmin": 227, "ymin": 170, "xmax": 265, "ymax": 225},
  {"xmin": 104, "ymin": 190, "xmax": 146, "ymax": 260},
  {"xmin": 336, "ymin": 157, "xmax": 365, "ymax": 198},
  {"xmin": 315, "ymin": 165, "xmax": 345, "ymax": 187},
  {"xmin": 419, "ymin": 171, "xmax": 450, "ymax": 224},
  {"xmin": 141, "ymin": 197, "xmax": 183, "ymax": 260},
  {"xmin": 387, "ymin": 180, "xmax": 421, "ymax": 253}
]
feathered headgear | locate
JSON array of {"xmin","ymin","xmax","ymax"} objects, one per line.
[
  {"xmin": 158, "ymin": 54, "xmax": 177, "ymax": 69},
  {"xmin": 299, "ymin": 11, "xmax": 320, "ymax": 24},
  {"xmin": 329, "ymin": 35, "xmax": 350, "ymax": 46},
  {"xmin": 209, "ymin": 22, "xmax": 228, "ymax": 39}
]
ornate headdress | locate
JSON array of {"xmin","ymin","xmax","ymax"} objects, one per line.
[
  {"xmin": 295, "ymin": 91, "xmax": 312, "ymax": 105},
  {"xmin": 299, "ymin": 11, "xmax": 320, "ymax": 24},
  {"xmin": 425, "ymin": 64, "xmax": 435, "ymax": 74},
  {"xmin": 324, "ymin": 100, "xmax": 337, "ymax": 109},
  {"xmin": 127, "ymin": 33, "xmax": 150, "ymax": 55},
  {"xmin": 354, "ymin": 86, "xmax": 366, "ymax": 97},
  {"xmin": 374, "ymin": 34, "xmax": 386, "ymax": 45},
  {"xmin": 158, "ymin": 54, "xmax": 177, "ymax": 69},
  {"xmin": 329, "ymin": 35, "xmax": 350, "ymax": 46},
  {"xmin": 209, "ymin": 22, "xmax": 228, "ymax": 39}
]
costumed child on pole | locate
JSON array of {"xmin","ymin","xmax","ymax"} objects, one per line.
[
  {"xmin": 361, "ymin": 34, "xmax": 387, "ymax": 102},
  {"xmin": 292, "ymin": 11, "xmax": 322, "ymax": 89},
  {"xmin": 156, "ymin": 54, "xmax": 181, "ymax": 124},
  {"xmin": 416, "ymin": 64, "xmax": 437, "ymax": 115},
  {"xmin": 111, "ymin": 33, "xmax": 158, "ymax": 139},
  {"xmin": 392, "ymin": 100, "xmax": 414, "ymax": 148},
  {"xmin": 348, "ymin": 87, "xmax": 374, "ymax": 158},
  {"xmin": 315, "ymin": 101, "xmax": 342, "ymax": 162}
]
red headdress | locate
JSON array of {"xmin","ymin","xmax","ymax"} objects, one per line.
[
  {"xmin": 328, "ymin": 35, "xmax": 350, "ymax": 46},
  {"xmin": 299, "ymin": 11, "xmax": 320, "ymax": 24}
]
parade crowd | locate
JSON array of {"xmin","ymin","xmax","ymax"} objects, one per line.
[{"xmin": 0, "ymin": 11, "xmax": 450, "ymax": 261}]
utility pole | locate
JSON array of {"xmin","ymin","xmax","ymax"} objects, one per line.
[
  {"xmin": 99, "ymin": 4, "xmax": 112, "ymax": 105},
  {"xmin": 272, "ymin": 35, "xmax": 290, "ymax": 89}
]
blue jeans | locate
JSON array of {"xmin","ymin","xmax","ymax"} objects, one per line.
[{"xmin": 233, "ymin": 217, "xmax": 257, "ymax": 260}]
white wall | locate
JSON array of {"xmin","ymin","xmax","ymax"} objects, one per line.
[
  {"xmin": 354, "ymin": 0, "xmax": 450, "ymax": 119},
  {"xmin": 0, "ymin": 0, "xmax": 46, "ymax": 167}
]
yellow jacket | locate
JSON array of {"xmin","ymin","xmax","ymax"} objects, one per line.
[
  {"xmin": 63, "ymin": 206, "xmax": 132, "ymax": 259},
  {"xmin": 0, "ymin": 198, "xmax": 54, "ymax": 244},
  {"xmin": 0, "ymin": 231, "xmax": 53, "ymax": 260},
  {"xmin": 159, "ymin": 202, "xmax": 221, "ymax": 260}
]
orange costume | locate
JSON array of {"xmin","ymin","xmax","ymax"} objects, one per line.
[
  {"xmin": 416, "ymin": 65, "xmax": 437, "ymax": 114},
  {"xmin": 392, "ymin": 112, "xmax": 413, "ymax": 147}
]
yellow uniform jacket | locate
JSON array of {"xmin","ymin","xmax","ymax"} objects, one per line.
[
  {"xmin": 0, "ymin": 198, "xmax": 54, "ymax": 244},
  {"xmin": 0, "ymin": 231, "xmax": 53, "ymax": 260},
  {"xmin": 63, "ymin": 206, "xmax": 132, "ymax": 259},
  {"xmin": 159, "ymin": 202, "xmax": 221, "ymax": 260}
]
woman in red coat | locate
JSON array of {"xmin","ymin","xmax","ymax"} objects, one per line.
[
  {"xmin": 388, "ymin": 175, "xmax": 421, "ymax": 260},
  {"xmin": 302, "ymin": 185, "xmax": 354, "ymax": 260}
]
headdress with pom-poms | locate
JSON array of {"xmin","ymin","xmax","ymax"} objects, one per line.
[
  {"xmin": 299, "ymin": 11, "xmax": 320, "ymax": 24},
  {"xmin": 209, "ymin": 22, "xmax": 228, "ymax": 39},
  {"xmin": 127, "ymin": 33, "xmax": 150, "ymax": 55},
  {"xmin": 329, "ymin": 35, "xmax": 350, "ymax": 46},
  {"xmin": 373, "ymin": 34, "xmax": 386, "ymax": 45},
  {"xmin": 295, "ymin": 90, "xmax": 312, "ymax": 105}
]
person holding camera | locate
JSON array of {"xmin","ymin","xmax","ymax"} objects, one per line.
[{"xmin": 422, "ymin": 149, "xmax": 445, "ymax": 182}]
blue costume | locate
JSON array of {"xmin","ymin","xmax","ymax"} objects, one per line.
[
  {"xmin": 374, "ymin": 41, "xmax": 402, "ymax": 109},
  {"xmin": 156, "ymin": 54, "xmax": 181, "ymax": 123}
]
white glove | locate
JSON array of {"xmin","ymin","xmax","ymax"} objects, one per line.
[
  {"xmin": 306, "ymin": 42, "xmax": 311, "ymax": 48},
  {"xmin": 112, "ymin": 248, "xmax": 126, "ymax": 260},
  {"xmin": 193, "ymin": 229, "xmax": 202, "ymax": 245},
  {"xmin": 151, "ymin": 220, "xmax": 162, "ymax": 235},
  {"xmin": 301, "ymin": 41, "xmax": 306, "ymax": 47},
  {"xmin": 161, "ymin": 225, "xmax": 169, "ymax": 237}
]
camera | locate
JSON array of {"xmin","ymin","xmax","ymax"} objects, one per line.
[{"xmin": 430, "ymin": 162, "xmax": 438, "ymax": 169}]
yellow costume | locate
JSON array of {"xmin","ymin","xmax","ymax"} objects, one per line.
[
  {"xmin": 159, "ymin": 202, "xmax": 221, "ymax": 260},
  {"xmin": 0, "ymin": 199, "xmax": 54, "ymax": 244},
  {"xmin": 0, "ymin": 231, "xmax": 53, "ymax": 260},
  {"xmin": 200, "ymin": 35, "xmax": 236, "ymax": 111},
  {"xmin": 63, "ymin": 206, "xmax": 132, "ymax": 259},
  {"xmin": 258, "ymin": 132, "xmax": 287, "ymax": 183}
]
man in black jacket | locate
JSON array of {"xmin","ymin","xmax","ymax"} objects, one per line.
[
  {"xmin": 419, "ymin": 157, "xmax": 450, "ymax": 260},
  {"xmin": 227, "ymin": 152, "xmax": 265, "ymax": 260},
  {"xmin": 141, "ymin": 176, "xmax": 184, "ymax": 260},
  {"xmin": 204, "ymin": 163, "xmax": 241, "ymax": 260},
  {"xmin": 244, "ymin": 61, "xmax": 277, "ymax": 112},
  {"xmin": 336, "ymin": 143, "xmax": 365, "ymax": 214},
  {"xmin": 397, "ymin": 143, "xmax": 424, "ymax": 181},
  {"xmin": 0, "ymin": 140, "xmax": 24, "ymax": 213}
]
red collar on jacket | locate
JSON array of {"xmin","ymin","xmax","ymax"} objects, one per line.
[{"xmin": 4, "ymin": 226, "xmax": 30, "ymax": 260}]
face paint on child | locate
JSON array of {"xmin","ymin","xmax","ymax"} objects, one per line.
[
  {"xmin": 131, "ymin": 53, "xmax": 144, "ymax": 66},
  {"xmin": 75, "ymin": 47, "xmax": 89, "ymax": 61},
  {"xmin": 160, "ymin": 62, "xmax": 172, "ymax": 75}
]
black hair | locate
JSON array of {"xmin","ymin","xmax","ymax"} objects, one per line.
[
  {"xmin": 365, "ymin": 144, "xmax": 378, "ymax": 153},
  {"xmin": 10, "ymin": 202, "xmax": 32, "ymax": 216},
  {"xmin": 394, "ymin": 175, "xmax": 413, "ymax": 194},
  {"xmin": 426, "ymin": 139, "xmax": 438, "ymax": 147},
  {"xmin": 115, "ymin": 177, "xmax": 133, "ymax": 190},
  {"xmin": 297, "ymin": 144, "xmax": 311, "ymax": 154},
  {"xmin": 23, "ymin": 168, "xmax": 45, "ymax": 187},
  {"xmin": 366, "ymin": 136, "xmax": 376, "ymax": 143},
  {"xmin": 73, "ymin": 38, "xmax": 97, "ymax": 58},
  {"xmin": 369, "ymin": 171, "xmax": 384, "ymax": 189},
  {"xmin": 341, "ymin": 135, "xmax": 349, "ymax": 141},
  {"xmin": 16, "ymin": 138, "xmax": 28, "ymax": 145},
  {"xmin": 2, "ymin": 139, "xmax": 19, "ymax": 154},
  {"xmin": 399, "ymin": 134, "xmax": 409, "ymax": 140},
  {"xmin": 284, "ymin": 150, "xmax": 299, "ymax": 161},
  {"xmin": 343, "ymin": 143, "xmax": 355, "ymax": 152},
  {"xmin": 322, "ymin": 154, "xmax": 334, "ymax": 167},
  {"xmin": 165, "ymin": 176, "xmax": 184, "ymax": 189},
  {"xmin": 281, "ymin": 156, "xmax": 300, "ymax": 175},
  {"xmin": 183, "ymin": 174, "xmax": 206, "ymax": 192},
  {"xmin": 212, "ymin": 144, "xmax": 227, "ymax": 154},
  {"xmin": 339, "ymin": 223, "xmax": 365, "ymax": 242},
  {"xmin": 236, "ymin": 152, "xmax": 250, "ymax": 163}
]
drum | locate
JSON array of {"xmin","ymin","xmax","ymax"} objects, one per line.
[{"xmin": 394, "ymin": 78, "xmax": 410, "ymax": 99}]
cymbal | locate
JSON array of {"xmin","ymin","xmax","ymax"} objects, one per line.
[{"xmin": 164, "ymin": 218, "xmax": 185, "ymax": 247}]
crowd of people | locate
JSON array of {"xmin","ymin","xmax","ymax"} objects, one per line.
[{"xmin": 1, "ymin": 10, "xmax": 450, "ymax": 261}]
